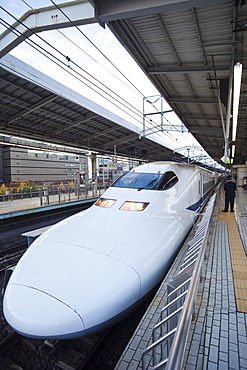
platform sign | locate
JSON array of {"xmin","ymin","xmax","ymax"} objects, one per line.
[{"xmin": 221, "ymin": 154, "xmax": 230, "ymax": 163}]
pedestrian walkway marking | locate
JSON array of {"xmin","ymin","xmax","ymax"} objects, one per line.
[{"xmin": 218, "ymin": 208, "xmax": 247, "ymax": 313}]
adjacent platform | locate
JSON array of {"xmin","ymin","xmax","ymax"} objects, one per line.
[
  {"xmin": 115, "ymin": 188, "xmax": 247, "ymax": 370},
  {"xmin": 0, "ymin": 194, "xmax": 98, "ymax": 218}
]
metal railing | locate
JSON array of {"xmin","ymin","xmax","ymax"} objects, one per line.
[
  {"xmin": 142, "ymin": 190, "xmax": 219, "ymax": 370},
  {"xmin": 0, "ymin": 182, "xmax": 112, "ymax": 207}
]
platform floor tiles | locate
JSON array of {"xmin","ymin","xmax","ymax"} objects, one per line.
[
  {"xmin": 114, "ymin": 227, "xmax": 195, "ymax": 370},
  {"xmin": 184, "ymin": 191, "xmax": 247, "ymax": 370},
  {"xmin": 115, "ymin": 190, "xmax": 247, "ymax": 370}
]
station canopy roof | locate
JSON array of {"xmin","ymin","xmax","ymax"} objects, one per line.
[
  {"xmin": 0, "ymin": 54, "xmax": 183, "ymax": 163},
  {"xmin": 94, "ymin": 0, "xmax": 247, "ymax": 165},
  {"xmin": 0, "ymin": 0, "xmax": 246, "ymax": 166}
]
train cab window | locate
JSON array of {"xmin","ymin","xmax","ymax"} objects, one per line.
[
  {"xmin": 157, "ymin": 171, "xmax": 178, "ymax": 190},
  {"xmin": 112, "ymin": 172, "xmax": 163, "ymax": 189}
]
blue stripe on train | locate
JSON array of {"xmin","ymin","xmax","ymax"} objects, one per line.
[
  {"xmin": 186, "ymin": 186, "xmax": 216, "ymax": 211},
  {"xmin": 186, "ymin": 199, "xmax": 201, "ymax": 211}
]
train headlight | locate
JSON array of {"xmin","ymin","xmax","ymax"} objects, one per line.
[
  {"xmin": 95, "ymin": 198, "xmax": 116, "ymax": 208},
  {"xmin": 120, "ymin": 201, "xmax": 149, "ymax": 211}
]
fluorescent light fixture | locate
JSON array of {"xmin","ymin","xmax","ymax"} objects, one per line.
[
  {"xmin": 232, "ymin": 144, "xmax": 235, "ymax": 158},
  {"xmin": 232, "ymin": 62, "xmax": 242, "ymax": 142}
]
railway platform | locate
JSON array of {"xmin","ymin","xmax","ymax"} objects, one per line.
[
  {"xmin": 115, "ymin": 187, "xmax": 247, "ymax": 370},
  {"xmin": 0, "ymin": 192, "xmax": 99, "ymax": 251},
  {"xmin": 0, "ymin": 191, "xmax": 99, "ymax": 218}
]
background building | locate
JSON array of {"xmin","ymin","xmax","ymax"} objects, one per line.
[
  {"xmin": 0, "ymin": 145, "xmax": 88, "ymax": 185},
  {"xmin": 98, "ymin": 157, "xmax": 134, "ymax": 183}
]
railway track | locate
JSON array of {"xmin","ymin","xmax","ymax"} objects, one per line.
[
  {"xmin": 0, "ymin": 328, "xmax": 111, "ymax": 370},
  {"xmin": 0, "ymin": 300, "xmax": 153, "ymax": 370},
  {"xmin": 0, "ymin": 197, "xmax": 160, "ymax": 369},
  {"xmin": 0, "ymin": 199, "xmax": 96, "ymax": 251},
  {"xmin": 0, "ymin": 243, "xmax": 27, "ymax": 273},
  {"xmin": 0, "ymin": 329, "xmax": 21, "ymax": 356},
  {"xmin": 0, "ymin": 276, "xmax": 157, "ymax": 370}
]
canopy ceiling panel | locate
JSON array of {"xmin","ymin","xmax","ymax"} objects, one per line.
[
  {"xmin": 0, "ymin": 55, "xmax": 182, "ymax": 163},
  {"xmin": 99, "ymin": 0, "xmax": 247, "ymax": 164}
]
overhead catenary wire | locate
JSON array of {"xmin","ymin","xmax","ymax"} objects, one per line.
[
  {"xmin": 56, "ymin": 28, "xmax": 146, "ymax": 99},
  {"xmin": 7, "ymin": 1, "xmax": 148, "ymax": 99},
  {"xmin": 50, "ymin": 0, "xmax": 146, "ymax": 98},
  {"xmin": 0, "ymin": 3, "xmax": 179, "ymax": 139},
  {"xmin": 25, "ymin": 0, "xmax": 151, "ymax": 100},
  {"xmin": 1, "ymin": 17, "xmax": 165, "ymax": 138},
  {"xmin": 49, "ymin": 0, "xmax": 186, "ymax": 141},
  {"xmin": 0, "ymin": 9, "xmax": 144, "ymax": 122},
  {"xmin": 21, "ymin": 0, "xmax": 32, "ymax": 9},
  {"xmin": 0, "ymin": 4, "xmax": 189, "ymax": 151},
  {"xmin": 20, "ymin": 0, "xmax": 187, "ymax": 151},
  {"xmin": 0, "ymin": 19, "xmax": 121, "ymax": 111},
  {"xmin": 0, "ymin": 23, "xmax": 148, "ymax": 137}
]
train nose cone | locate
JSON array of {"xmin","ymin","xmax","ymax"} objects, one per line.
[{"xmin": 3, "ymin": 284, "xmax": 85, "ymax": 339}]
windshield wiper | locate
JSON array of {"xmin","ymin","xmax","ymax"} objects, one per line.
[{"xmin": 137, "ymin": 177, "xmax": 159, "ymax": 191}]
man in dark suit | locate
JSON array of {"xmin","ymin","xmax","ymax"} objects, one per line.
[{"xmin": 222, "ymin": 175, "xmax": 237, "ymax": 212}]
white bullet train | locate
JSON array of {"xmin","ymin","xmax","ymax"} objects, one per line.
[{"xmin": 3, "ymin": 162, "xmax": 218, "ymax": 339}]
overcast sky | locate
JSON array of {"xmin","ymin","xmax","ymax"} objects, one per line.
[{"xmin": 0, "ymin": 0, "xmax": 221, "ymax": 166}]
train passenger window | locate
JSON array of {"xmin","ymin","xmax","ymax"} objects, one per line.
[{"xmin": 157, "ymin": 171, "xmax": 178, "ymax": 190}]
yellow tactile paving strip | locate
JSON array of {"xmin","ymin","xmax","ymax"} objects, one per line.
[{"xmin": 218, "ymin": 208, "xmax": 247, "ymax": 313}]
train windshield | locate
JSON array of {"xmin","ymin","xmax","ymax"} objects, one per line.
[{"xmin": 112, "ymin": 171, "xmax": 178, "ymax": 190}]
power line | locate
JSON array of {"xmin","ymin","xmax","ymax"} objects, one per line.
[
  {"xmin": 0, "ymin": 11, "xmax": 144, "ymax": 124},
  {"xmin": 0, "ymin": 7, "xmax": 169, "ymax": 134},
  {"xmin": 56, "ymin": 28, "xmax": 145, "ymax": 99},
  {"xmin": 1, "ymin": 4, "xmax": 187, "ymax": 149},
  {"xmin": 47, "ymin": 2, "xmax": 187, "ymax": 146},
  {"xmin": 19, "ymin": 0, "xmax": 149, "ymax": 99},
  {"xmin": 21, "ymin": 0, "xmax": 32, "ymax": 9},
  {"xmin": 47, "ymin": 2, "xmax": 187, "ymax": 137},
  {"xmin": 0, "ymin": 19, "xmax": 186, "ymax": 151},
  {"xmin": 50, "ymin": 0, "xmax": 146, "ymax": 98}
]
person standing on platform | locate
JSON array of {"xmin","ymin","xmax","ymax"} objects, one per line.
[{"xmin": 222, "ymin": 175, "xmax": 236, "ymax": 212}]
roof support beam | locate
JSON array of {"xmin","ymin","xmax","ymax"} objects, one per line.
[
  {"xmin": 107, "ymin": 135, "xmax": 139, "ymax": 148},
  {"xmin": 189, "ymin": 126, "xmax": 223, "ymax": 135},
  {"xmin": 8, "ymin": 96, "xmax": 57, "ymax": 123},
  {"xmin": 0, "ymin": 135, "xmax": 88, "ymax": 155},
  {"xmin": 102, "ymin": 133, "xmax": 139, "ymax": 148},
  {"xmin": 169, "ymin": 98, "xmax": 218, "ymax": 104},
  {"xmin": 182, "ymin": 115, "xmax": 221, "ymax": 121},
  {"xmin": 91, "ymin": 0, "xmax": 230, "ymax": 23},
  {"xmin": 146, "ymin": 65, "xmax": 230, "ymax": 74},
  {"xmin": 0, "ymin": 0, "xmax": 96, "ymax": 58},
  {"xmin": 156, "ymin": 14, "xmax": 182, "ymax": 66}
]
